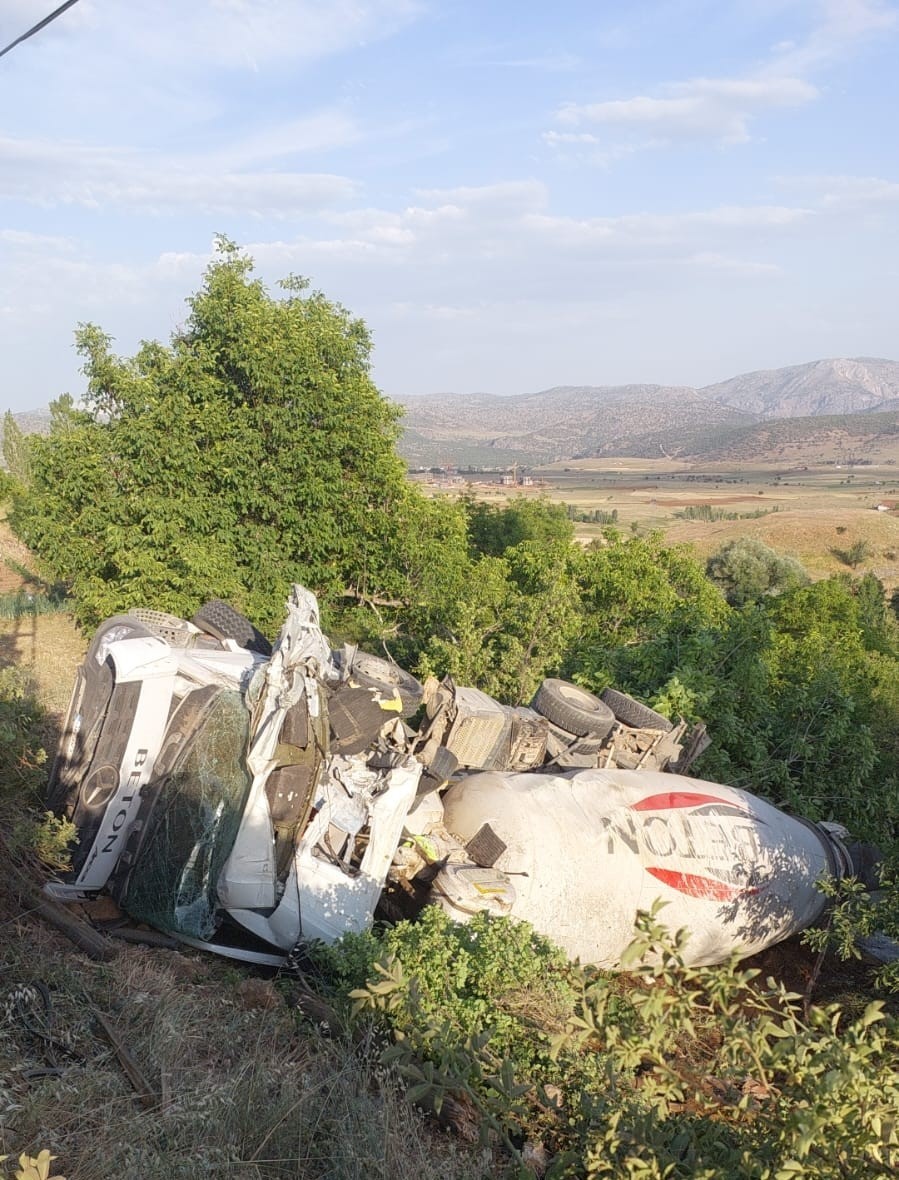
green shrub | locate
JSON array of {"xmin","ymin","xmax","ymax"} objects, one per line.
[
  {"xmin": 345, "ymin": 906, "xmax": 899, "ymax": 1178},
  {"xmin": 0, "ymin": 589, "xmax": 67, "ymax": 619},
  {"xmin": 12, "ymin": 810, "xmax": 77, "ymax": 872}
]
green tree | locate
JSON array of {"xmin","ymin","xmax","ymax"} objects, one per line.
[
  {"xmin": 706, "ymin": 536, "xmax": 810, "ymax": 607},
  {"xmin": 832, "ymin": 538, "xmax": 872, "ymax": 570},
  {"xmin": 420, "ymin": 536, "xmax": 583, "ymax": 703},
  {"xmin": 464, "ymin": 495, "xmax": 573, "ymax": 557},
  {"xmin": 566, "ymin": 530, "xmax": 728, "ymax": 689},
  {"xmin": 1, "ymin": 411, "xmax": 30, "ymax": 486},
  {"xmin": 11, "ymin": 240, "xmax": 467, "ymax": 636},
  {"xmin": 642, "ymin": 578, "xmax": 899, "ymax": 840}
]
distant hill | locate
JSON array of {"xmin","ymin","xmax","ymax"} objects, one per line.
[
  {"xmin": 684, "ymin": 409, "xmax": 899, "ymax": 463},
  {"xmin": 395, "ymin": 358, "xmax": 899, "ymax": 466},
  {"xmin": 397, "ymin": 384, "xmax": 754, "ymax": 466},
  {"xmin": 698, "ymin": 358, "xmax": 899, "ymax": 419}
]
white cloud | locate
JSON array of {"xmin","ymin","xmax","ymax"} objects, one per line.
[
  {"xmin": 412, "ymin": 180, "xmax": 548, "ymax": 211},
  {"xmin": 770, "ymin": 0, "xmax": 898, "ymax": 73},
  {"xmin": 686, "ymin": 252, "xmax": 783, "ymax": 277},
  {"xmin": 478, "ymin": 51, "xmax": 581, "ymax": 72},
  {"xmin": 233, "ymin": 185, "xmax": 810, "ymax": 316},
  {"xmin": 521, "ymin": 204, "xmax": 811, "ymax": 249},
  {"xmin": 0, "ymin": 229, "xmax": 76, "ymax": 251},
  {"xmin": 38, "ymin": 1, "xmax": 424, "ymax": 73},
  {"xmin": 198, "ymin": 0, "xmax": 423, "ymax": 68},
  {"xmin": 542, "ymin": 131, "xmax": 600, "ymax": 146},
  {"xmin": 0, "ymin": 134, "xmax": 357, "ymax": 215},
  {"xmin": 780, "ymin": 173, "xmax": 899, "ymax": 206},
  {"xmin": 557, "ymin": 76, "xmax": 817, "ymax": 145},
  {"xmin": 216, "ymin": 111, "xmax": 361, "ymax": 167},
  {"xmin": 549, "ymin": 1, "xmax": 897, "ymax": 156}
]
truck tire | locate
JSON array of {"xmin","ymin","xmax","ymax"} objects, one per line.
[
  {"xmin": 336, "ymin": 649, "xmax": 424, "ymax": 717},
  {"xmin": 531, "ymin": 679, "xmax": 615, "ymax": 740},
  {"xmin": 599, "ymin": 688, "xmax": 672, "ymax": 732},
  {"xmin": 190, "ymin": 600, "xmax": 272, "ymax": 657}
]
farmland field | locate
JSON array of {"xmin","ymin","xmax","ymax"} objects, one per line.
[{"xmin": 418, "ymin": 455, "xmax": 899, "ymax": 590}]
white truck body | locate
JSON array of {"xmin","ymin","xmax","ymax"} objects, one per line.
[{"xmin": 440, "ymin": 768, "xmax": 850, "ymax": 966}]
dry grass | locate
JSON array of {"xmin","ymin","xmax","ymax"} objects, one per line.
[
  {"xmin": 0, "ymin": 905, "xmax": 490, "ymax": 1179},
  {"xmin": 665, "ymin": 505, "xmax": 899, "ymax": 585}
]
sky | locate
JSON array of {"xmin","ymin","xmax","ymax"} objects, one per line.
[{"xmin": 0, "ymin": 0, "xmax": 897, "ymax": 413}]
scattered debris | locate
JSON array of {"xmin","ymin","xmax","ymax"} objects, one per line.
[{"xmin": 92, "ymin": 1009, "xmax": 158, "ymax": 1110}]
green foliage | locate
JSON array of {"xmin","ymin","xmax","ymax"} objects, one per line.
[
  {"xmin": 614, "ymin": 578, "xmax": 899, "ymax": 840},
  {"xmin": 465, "ymin": 496, "xmax": 574, "ymax": 557},
  {"xmin": 566, "ymin": 530, "xmax": 728, "ymax": 688},
  {"xmin": 0, "ymin": 558, "xmax": 68, "ymax": 619},
  {"xmin": 301, "ymin": 928, "xmax": 386, "ymax": 995},
  {"xmin": 801, "ymin": 872, "xmax": 899, "ymax": 993},
  {"xmin": 0, "ymin": 666, "xmax": 47, "ymax": 800},
  {"xmin": 12, "ymin": 810, "xmax": 77, "ymax": 872},
  {"xmin": 832, "ymin": 539, "xmax": 872, "ymax": 569},
  {"xmin": 853, "ymin": 571, "xmax": 892, "ymax": 651},
  {"xmin": 566, "ymin": 503, "xmax": 618, "ymax": 525},
  {"xmin": 420, "ymin": 534, "xmax": 583, "ymax": 704},
  {"xmin": 2, "ymin": 410, "xmax": 31, "ymax": 487},
  {"xmin": 0, "ymin": 589, "xmax": 67, "ymax": 619},
  {"xmin": 706, "ymin": 537, "xmax": 810, "ymax": 607},
  {"xmin": 344, "ymin": 906, "xmax": 899, "ymax": 1177},
  {"xmin": 344, "ymin": 907, "xmax": 601, "ymax": 1149},
  {"xmin": 10, "ymin": 240, "xmax": 467, "ymax": 637},
  {"xmin": 676, "ymin": 503, "xmax": 780, "ymax": 522},
  {"xmin": 371, "ymin": 907, "xmax": 572, "ymax": 1050}
]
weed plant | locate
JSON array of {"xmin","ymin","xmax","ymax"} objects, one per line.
[{"xmin": 0, "ymin": 667, "xmax": 47, "ymax": 799}]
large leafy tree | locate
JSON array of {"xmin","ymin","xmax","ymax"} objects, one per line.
[{"xmin": 12, "ymin": 239, "xmax": 466, "ymax": 634}]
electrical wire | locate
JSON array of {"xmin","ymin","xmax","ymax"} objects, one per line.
[{"xmin": 0, "ymin": 0, "xmax": 81, "ymax": 62}]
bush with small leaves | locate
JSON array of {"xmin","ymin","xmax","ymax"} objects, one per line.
[{"xmin": 344, "ymin": 905, "xmax": 899, "ymax": 1177}]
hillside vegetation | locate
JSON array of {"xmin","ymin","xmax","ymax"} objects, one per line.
[{"xmin": 3, "ymin": 248, "xmax": 899, "ymax": 1177}]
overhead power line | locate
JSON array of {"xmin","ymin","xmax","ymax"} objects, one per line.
[{"xmin": 0, "ymin": 0, "xmax": 81, "ymax": 62}]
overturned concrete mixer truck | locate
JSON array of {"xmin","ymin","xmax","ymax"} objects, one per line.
[{"xmin": 43, "ymin": 585, "xmax": 873, "ymax": 968}]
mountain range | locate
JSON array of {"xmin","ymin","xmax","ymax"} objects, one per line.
[
  {"xmin": 5, "ymin": 357, "xmax": 899, "ymax": 470},
  {"xmin": 395, "ymin": 357, "xmax": 899, "ymax": 467}
]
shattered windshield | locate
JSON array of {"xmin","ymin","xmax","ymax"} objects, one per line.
[{"xmin": 122, "ymin": 690, "xmax": 252, "ymax": 939}]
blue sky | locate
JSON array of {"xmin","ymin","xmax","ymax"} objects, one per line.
[{"xmin": 0, "ymin": 0, "xmax": 897, "ymax": 412}]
